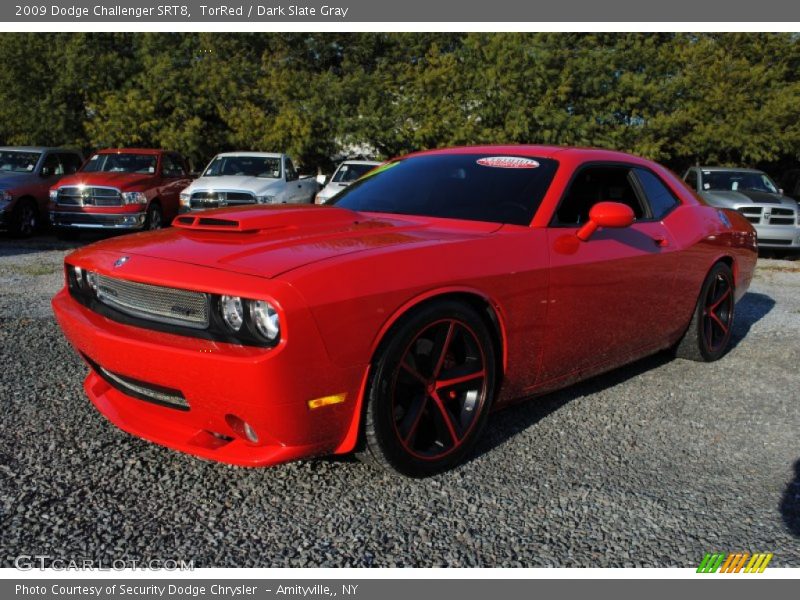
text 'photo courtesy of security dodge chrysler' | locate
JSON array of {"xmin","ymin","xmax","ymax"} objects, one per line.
[
  {"xmin": 52, "ymin": 146, "xmax": 758, "ymax": 477},
  {"xmin": 179, "ymin": 152, "xmax": 319, "ymax": 212}
]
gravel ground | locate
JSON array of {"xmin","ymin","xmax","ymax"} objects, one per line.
[{"xmin": 1, "ymin": 233, "xmax": 799, "ymax": 568}]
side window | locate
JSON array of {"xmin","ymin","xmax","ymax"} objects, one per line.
[
  {"xmin": 634, "ymin": 169, "xmax": 679, "ymax": 220},
  {"xmin": 285, "ymin": 158, "xmax": 297, "ymax": 181},
  {"xmin": 161, "ymin": 154, "xmax": 185, "ymax": 178},
  {"xmin": 42, "ymin": 154, "xmax": 63, "ymax": 177},
  {"xmin": 684, "ymin": 169, "xmax": 698, "ymax": 191},
  {"xmin": 554, "ymin": 165, "xmax": 645, "ymax": 225},
  {"xmin": 58, "ymin": 153, "xmax": 82, "ymax": 175}
]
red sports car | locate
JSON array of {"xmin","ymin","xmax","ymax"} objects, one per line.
[{"xmin": 52, "ymin": 146, "xmax": 757, "ymax": 476}]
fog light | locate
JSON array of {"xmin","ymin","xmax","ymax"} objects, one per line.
[{"xmin": 225, "ymin": 414, "xmax": 259, "ymax": 443}]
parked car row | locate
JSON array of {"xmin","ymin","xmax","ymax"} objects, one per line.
[{"xmin": 0, "ymin": 146, "xmax": 376, "ymax": 238}]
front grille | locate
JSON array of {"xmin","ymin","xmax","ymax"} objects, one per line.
[
  {"xmin": 84, "ymin": 354, "xmax": 189, "ymax": 410},
  {"xmin": 767, "ymin": 207, "xmax": 796, "ymax": 225},
  {"xmin": 190, "ymin": 191, "xmax": 256, "ymax": 210},
  {"xmin": 94, "ymin": 275, "xmax": 209, "ymax": 329},
  {"xmin": 57, "ymin": 186, "xmax": 122, "ymax": 206},
  {"xmin": 737, "ymin": 207, "xmax": 762, "ymax": 224}
]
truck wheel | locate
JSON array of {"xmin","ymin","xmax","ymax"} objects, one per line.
[
  {"xmin": 10, "ymin": 198, "xmax": 38, "ymax": 238},
  {"xmin": 144, "ymin": 204, "xmax": 163, "ymax": 230}
]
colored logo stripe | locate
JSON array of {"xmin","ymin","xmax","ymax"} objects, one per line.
[{"xmin": 697, "ymin": 553, "xmax": 773, "ymax": 573}]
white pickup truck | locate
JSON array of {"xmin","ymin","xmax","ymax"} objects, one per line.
[{"xmin": 179, "ymin": 152, "xmax": 319, "ymax": 213}]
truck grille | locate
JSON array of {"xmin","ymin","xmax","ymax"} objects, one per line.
[
  {"xmin": 767, "ymin": 207, "xmax": 795, "ymax": 225},
  {"xmin": 94, "ymin": 275, "xmax": 209, "ymax": 329},
  {"xmin": 57, "ymin": 186, "xmax": 122, "ymax": 207},
  {"xmin": 737, "ymin": 207, "xmax": 762, "ymax": 224},
  {"xmin": 190, "ymin": 191, "xmax": 256, "ymax": 210}
]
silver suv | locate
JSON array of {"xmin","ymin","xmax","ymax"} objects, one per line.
[{"xmin": 683, "ymin": 166, "xmax": 800, "ymax": 253}]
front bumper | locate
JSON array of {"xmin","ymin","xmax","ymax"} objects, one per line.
[
  {"xmin": 753, "ymin": 223, "xmax": 800, "ymax": 249},
  {"xmin": 51, "ymin": 210, "xmax": 146, "ymax": 230},
  {"xmin": 52, "ymin": 285, "xmax": 366, "ymax": 467}
]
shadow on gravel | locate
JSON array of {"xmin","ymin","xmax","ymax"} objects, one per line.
[
  {"xmin": 470, "ymin": 290, "xmax": 775, "ymax": 464},
  {"xmin": 730, "ymin": 291, "xmax": 775, "ymax": 349},
  {"xmin": 780, "ymin": 460, "xmax": 800, "ymax": 537},
  {"xmin": 0, "ymin": 231, "xmax": 123, "ymax": 256}
]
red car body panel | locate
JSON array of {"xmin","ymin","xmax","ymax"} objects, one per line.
[
  {"xmin": 51, "ymin": 146, "xmax": 758, "ymax": 467},
  {"xmin": 49, "ymin": 148, "xmax": 192, "ymax": 229}
]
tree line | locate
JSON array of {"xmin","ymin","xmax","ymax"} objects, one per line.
[{"xmin": 0, "ymin": 32, "xmax": 798, "ymax": 175}]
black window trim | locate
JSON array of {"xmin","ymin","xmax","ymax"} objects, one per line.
[{"xmin": 548, "ymin": 160, "xmax": 682, "ymax": 228}]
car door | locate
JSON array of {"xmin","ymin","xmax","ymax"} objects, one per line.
[
  {"xmin": 159, "ymin": 153, "xmax": 190, "ymax": 220},
  {"xmin": 284, "ymin": 157, "xmax": 304, "ymax": 203},
  {"xmin": 537, "ymin": 163, "xmax": 681, "ymax": 386}
]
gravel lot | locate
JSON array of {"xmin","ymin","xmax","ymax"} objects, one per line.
[{"xmin": 1, "ymin": 233, "xmax": 799, "ymax": 568}]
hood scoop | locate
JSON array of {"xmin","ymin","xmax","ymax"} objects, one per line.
[{"xmin": 172, "ymin": 205, "xmax": 360, "ymax": 233}]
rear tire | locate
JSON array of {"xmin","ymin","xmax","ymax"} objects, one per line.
[
  {"xmin": 359, "ymin": 300, "xmax": 496, "ymax": 477},
  {"xmin": 675, "ymin": 262, "xmax": 735, "ymax": 362}
]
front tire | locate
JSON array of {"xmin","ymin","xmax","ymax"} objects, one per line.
[
  {"xmin": 144, "ymin": 203, "xmax": 163, "ymax": 230},
  {"xmin": 9, "ymin": 198, "xmax": 38, "ymax": 238},
  {"xmin": 675, "ymin": 262, "xmax": 735, "ymax": 362},
  {"xmin": 360, "ymin": 300, "xmax": 496, "ymax": 477}
]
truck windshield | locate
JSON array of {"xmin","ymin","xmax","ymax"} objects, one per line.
[
  {"xmin": 332, "ymin": 163, "xmax": 378, "ymax": 183},
  {"xmin": 82, "ymin": 153, "xmax": 158, "ymax": 174},
  {"xmin": 332, "ymin": 154, "xmax": 558, "ymax": 226},
  {"xmin": 0, "ymin": 151, "xmax": 41, "ymax": 173},
  {"xmin": 203, "ymin": 156, "xmax": 282, "ymax": 178},
  {"xmin": 702, "ymin": 170, "xmax": 779, "ymax": 194}
]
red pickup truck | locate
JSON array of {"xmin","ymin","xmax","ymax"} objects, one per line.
[{"xmin": 49, "ymin": 148, "xmax": 192, "ymax": 234}]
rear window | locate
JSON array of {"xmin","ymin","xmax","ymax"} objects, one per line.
[{"xmin": 332, "ymin": 154, "xmax": 558, "ymax": 226}]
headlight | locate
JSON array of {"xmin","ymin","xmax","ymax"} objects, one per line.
[
  {"xmin": 121, "ymin": 191, "xmax": 148, "ymax": 205},
  {"xmin": 49, "ymin": 189, "xmax": 59, "ymax": 202},
  {"xmin": 250, "ymin": 300, "xmax": 280, "ymax": 341},
  {"xmin": 256, "ymin": 195, "xmax": 276, "ymax": 204},
  {"xmin": 179, "ymin": 192, "xmax": 191, "ymax": 207},
  {"xmin": 220, "ymin": 295, "xmax": 244, "ymax": 331}
]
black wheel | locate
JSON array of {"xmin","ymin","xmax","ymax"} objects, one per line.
[
  {"xmin": 360, "ymin": 300, "xmax": 497, "ymax": 477},
  {"xmin": 675, "ymin": 262, "xmax": 735, "ymax": 362},
  {"xmin": 9, "ymin": 198, "xmax": 38, "ymax": 237},
  {"xmin": 144, "ymin": 203, "xmax": 163, "ymax": 230}
]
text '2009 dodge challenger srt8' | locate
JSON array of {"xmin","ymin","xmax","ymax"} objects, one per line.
[{"xmin": 52, "ymin": 146, "xmax": 757, "ymax": 476}]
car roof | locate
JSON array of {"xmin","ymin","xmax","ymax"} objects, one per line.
[
  {"xmin": 0, "ymin": 146, "xmax": 79, "ymax": 153},
  {"xmin": 693, "ymin": 166, "xmax": 765, "ymax": 174},
  {"xmin": 94, "ymin": 148, "xmax": 165, "ymax": 155},
  {"xmin": 339, "ymin": 160, "xmax": 381, "ymax": 165},
  {"xmin": 215, "ymin": 152, "xmax": 283, "ymax": 159},
  {"xmin": 408, "ymin": 144, "xmax": 651, "ymax": 162}
]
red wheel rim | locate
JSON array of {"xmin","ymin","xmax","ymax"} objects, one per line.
[
  {"xmin": 390, "ymin": 319, "xmax": 488, "ymax": 461},
  {"xmin": 702, "ymin": 271, "xmax": 734, "ymax": 353}
]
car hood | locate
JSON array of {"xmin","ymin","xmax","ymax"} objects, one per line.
[
  {"xmin": 185, "ymin": 176, "xmax": 284, "ymax": 195},
  {"xmin": 74, "ymin": 205, "xmax": 500, "ymax": 280},
  {"xmin": 0, "ymin": 171, "xmax": 37, "ymax": 188},
  {"xmin": 55, "ymin": 172, "xmax": 158, "ymax": 190},
  {"xmin": 702, "ymin": 189, "xmax": 794, "ymax": 207}
]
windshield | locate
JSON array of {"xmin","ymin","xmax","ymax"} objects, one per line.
[
  {"xmin": 332, "ymin": 154, "xmax": 558, "ymax": 226},
  {"xmin": 702, "ymin": 170, "xmax": 779, "ymax": 194},
  {"xmin": 82, "ymin": 153, "xmax": 157, "ymax": 174},
  {"xmin": 0, "ymin": 151, "xmax": 41, "ymax": 173},
  {"xmin": 332, "ymin": 162, "xmax": 378, "ymax": 183},
  {"xmin": 203, "ymin": 156, "xmax": 282, "ymax": 178}
]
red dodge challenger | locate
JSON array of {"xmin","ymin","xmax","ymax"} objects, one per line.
[{"xmin": 52, "ymin": 146, "xmax": 757, "ymax": 476}]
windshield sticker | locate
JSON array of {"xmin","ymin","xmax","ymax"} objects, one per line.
[{"xmin": 477, "ymin": 156, "xmax": 540, "ymax": 169}]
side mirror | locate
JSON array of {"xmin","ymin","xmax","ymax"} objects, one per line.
[
  {"xmin": 576, "ymin": 202, "xmax": 635, "ymax": 241},
  {"xmin": 779, "ymin": 188, "xmax": 784, "ymax": 195},
  {"xmin": 316, "ymin": 174, "xmax": 327, "ymax": 186}
]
